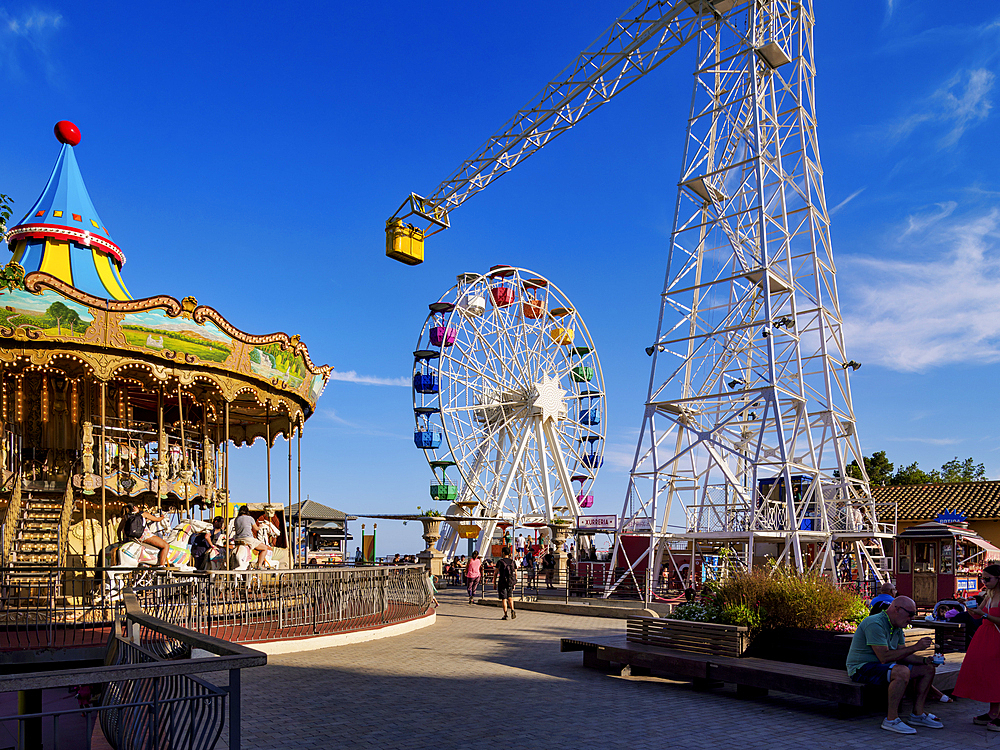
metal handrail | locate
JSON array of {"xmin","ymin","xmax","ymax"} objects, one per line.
[
  {"xmin": 2, "ymin": 589, "xmax": 265, "ymax": 750},
  {"xmin": 0, "ymin": 591, "xmax": 265, "ymax": 693}
]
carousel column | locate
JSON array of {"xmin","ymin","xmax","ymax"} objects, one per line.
[
  {"xmin": 177, "ymin": 385, "xmax": 190, "ymax": 517},
  {"xmin": 224, "ymin": 399, "xmax": 231, "ymax": 571},
  {"xmin": 287, "ymin": 423, "xmax": 293, "ymax": 568},
  {"xmin": 157, "ymin": 387, "xmax": 166, "ymax": 511},
  {"xmin": 265, "ymin": 401, "xmax": 272, "ymax": 506},
  {"xmin": 296, "ymin": 424, "xmax": 302, "ymax": 568},
  {"xmin": 100, "ymin": 382, "xmax": 106, "ymax": 556},
  {"xmin": 202, "ymin": 397, "xmax": 210, "ymax": 522}
]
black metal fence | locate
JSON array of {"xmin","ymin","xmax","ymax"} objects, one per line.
[
  {"xmin": 0, "ymin": 590, "xmax": 266, "ymax": 750},
  {"xmin": 0, "ymin": 566, "xmax": 141, "ymax": 651},
  {"xmin": 133, "ymin": 565, "xmax": 434, "ymax": 643},
  {"xmin": 1, "ymin": 565, "xmax": 434, "ymax": 651}
]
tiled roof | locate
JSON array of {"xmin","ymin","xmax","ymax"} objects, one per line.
[
  {"xmin": 872, "ymin": 480, "xmax": 1000, "ymax": 521},
  {"xmin": 288, "ymin": 499, "xmax": 356, "ymax": 522}
]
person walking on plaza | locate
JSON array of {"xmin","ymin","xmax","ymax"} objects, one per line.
[
  {"xmin": 466, "ymin": 550, "xmax": 483, "ymax": 604},
  {"xmin": 953, "ymin": 563, "xmax": 1000, "ymax": 729},
  {"xmin": 845, "ymin": 596, "xmax": 942, "ymax": 734},
  {"xmin": 495, "ymin": 546, "xmax": 517, "ymax": 620}
]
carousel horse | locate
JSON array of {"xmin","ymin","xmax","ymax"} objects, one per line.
[{"xmin": 103, "ymin": 517, "xmax": 224, "ymax": 571}]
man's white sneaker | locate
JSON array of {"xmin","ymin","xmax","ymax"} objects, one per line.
[
  {"xmin": 908, "ymin": 713, "xmax": 944, "ymax": 728},
  {"xmin": 882, "ymin": 718, "xmax": 917, "ymax": 734}
]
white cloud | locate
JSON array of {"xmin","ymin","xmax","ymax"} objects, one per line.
[
  {"xmin": 886, "ymin": 436, "xmax": 962, "ymax": 446},
  {"xmin": 892, "ymin": 68, "xmax": 994, "ymax": 148},
  {"xmin": 0, "ymin": 9, "xmax": 63, "ymax": 80},
  {"xmin": 5, "ymin": 10, "xmax": 62, "ymax": 35},
  {"xmin": 902, "ymin": 201, "xmax": 956, "ymax": 236},
  {"xmin": 327, "ymin": 370, "xmax": 409, "ymax": 386},
  {"xmin": 315, "ymin": 409, "xmax": 409, "ymax": 439},
  {"xmin": 830, "ymin": 187, "xmax": 866, "ymax": 216},
  {"xmin": 843, "ymin": 208, "xmax": 1000, "ymax": 371},
  {"xmin": 601, "ymin": 445, "xmax": 638, "ymax": 472}
]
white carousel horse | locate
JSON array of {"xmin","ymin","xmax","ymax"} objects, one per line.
[{"xmin": 229, "ymin": 516, "xmax": 283, "ymax": 571}]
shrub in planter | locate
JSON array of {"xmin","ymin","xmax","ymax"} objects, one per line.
[{"xmin": 698, "ymin": 567, "xmax": 866, "ymax": 638}]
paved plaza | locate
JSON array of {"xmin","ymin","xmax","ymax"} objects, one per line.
[{"xmin": 233, "ymin": 588, "xmax": 1000, "ymax": 750}]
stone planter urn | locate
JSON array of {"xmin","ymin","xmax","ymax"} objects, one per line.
[
  {"xmin": 416, "ymin": 516, "xmax": 444, "ymax": 579},
  {"xmin": 548, "ymin": 521, "xmax": 572, "ymax": 582}
]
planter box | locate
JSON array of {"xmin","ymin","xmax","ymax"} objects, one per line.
[{"xmin": 743, "ymin": 628, "xmax": 851, "ymax": 669}]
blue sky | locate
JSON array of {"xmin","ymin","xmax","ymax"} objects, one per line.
[{"xmin": 1, "ymin": 1, "xmax": 998, "ymax": 555}]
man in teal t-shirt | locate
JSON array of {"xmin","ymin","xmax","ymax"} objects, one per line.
[{"xmin": 846, "ymin": 596, "xmax": 942, "ymax": 735}]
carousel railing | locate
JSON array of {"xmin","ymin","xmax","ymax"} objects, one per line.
[
  {"xmin": 0, "ymin": 589, "xmax": 265, "ymax": 750},
  {"xmin": 0, "ymin": 566, "xmax": 139, "ymax": 651},
  {"xmin": 132, "ymin": 565, "xmax": 434, "ymax": 644},
  {"xmin": 98, "ymin": 420, "xmax": 208, "ymax": 490}
]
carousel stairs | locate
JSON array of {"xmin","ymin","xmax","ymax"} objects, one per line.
[{"xmin": 9, "ymin": 491, "xmax": 66, "ymax": 568}]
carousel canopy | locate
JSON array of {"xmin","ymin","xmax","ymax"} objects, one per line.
[{"xmin": 6, "ymin": 121, "xmax": 132, "ymax": 301}]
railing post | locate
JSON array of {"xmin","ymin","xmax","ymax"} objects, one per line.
[
  {"xmin": 17, "ymin": 688, "xmax": 43, "ymax": 750},
  {"xmin": 278, "ymin": 573, "xmax": 284, "ymax": 631},
  {"xmin": 148, "ymin": 676, "xmax": 159, "ymax": 750},
  {"xmin": 205, "ymin": 574, "xmax": 213, "ymax": 637},
  {"xmin": 229, "ymin": 668, "xmax": 241, "ymax": 750}
]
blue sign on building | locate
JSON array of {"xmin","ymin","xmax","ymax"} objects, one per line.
[{"xmin": 934, "ymin": 508, "xmax": 967, "ymax": 524}]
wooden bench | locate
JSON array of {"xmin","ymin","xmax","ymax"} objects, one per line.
[
  {"xmin": 627, "ymin": 616, "xmax": 748, "ymax": 657},
  {"xmin": 562, "ymin": 617, "xmax": 965, "ymax": 709}
]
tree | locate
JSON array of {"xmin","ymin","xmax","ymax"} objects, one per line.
[
  {"xmin": 847, "ymin": 451, "xmax": 989, "ymax": 486},
  {"xmin": 936, "ymin": 456, "xmax": 986, "ymax": 483},
  {"xmin": 0, "ymin": 193, "xmax": 13, "ymax": 234},
  {"xmin": 892, "ymin": 461, "xmax": 935, "ymax": 486},
  {"xmin": 44, "ymin": 301, "xmax": 82, "ymax": 334},
  {"xmin": 847, "ymin": 450, "xmax": 894, "ymax": 486}
]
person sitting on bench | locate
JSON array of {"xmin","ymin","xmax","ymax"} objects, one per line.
[
  {"xmin": 846, "ymin": 596, "xmax": 944, "ymax": 735},
  {"xmin": 868, "ymin": 581, "xmax": 897, "ymax": 615}
]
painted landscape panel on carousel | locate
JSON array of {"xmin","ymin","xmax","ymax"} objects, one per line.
[
  {"xmin": 118, "ymin": 309, "xmax": 234, "ymax": 363},
  {"xmin": 250, "ymin": 342, "xmax": 308, "ymax": 388},
  {"xmin": 0, "ymin": 287, "xmax": 93, "ymax": 337}
]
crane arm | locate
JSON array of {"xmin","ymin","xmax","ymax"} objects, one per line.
[{"xmin": 386, "ymin": 0, "xmax": 745, "ymax": 264}]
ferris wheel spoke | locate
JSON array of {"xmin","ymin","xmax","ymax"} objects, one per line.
[
  {"xmin": 545, "ymin": 419, "xmax": 582, "ymax": 517},
  {"xmin": 443, "ymin": 341, "xmax": 506, "ymax": 391}
]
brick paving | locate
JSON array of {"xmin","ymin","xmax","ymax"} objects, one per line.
[{"xmin": 229, "ymin": 587, "xmax": 1000, "ymax": 750}]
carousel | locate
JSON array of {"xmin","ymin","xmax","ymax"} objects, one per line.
[{"xmin": 0, "ymin": 121, "xmax": 331, "ymax": 573}]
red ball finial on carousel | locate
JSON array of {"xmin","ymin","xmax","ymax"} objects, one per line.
[{"xmin": 54, "ymin": 121, "xmax": 81, "ymax": 147}]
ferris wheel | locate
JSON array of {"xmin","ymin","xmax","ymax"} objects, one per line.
[{"xmin": 412, "ymin": 266, "xmax": 605, "ymax": 556}]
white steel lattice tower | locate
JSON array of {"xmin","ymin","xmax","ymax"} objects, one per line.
[{"xmin": 609, "ymin": 0, "xmax": 888, "ymax": 594}]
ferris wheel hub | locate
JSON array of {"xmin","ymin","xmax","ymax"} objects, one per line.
[{"xmin": 529, "ymin": 374, "xmax": 568, "ymax": 423}]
